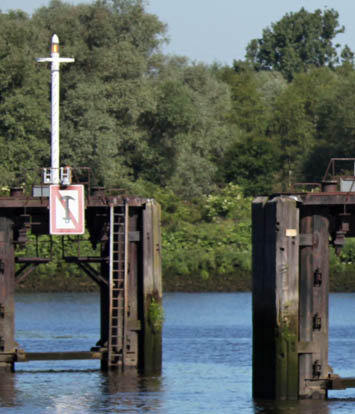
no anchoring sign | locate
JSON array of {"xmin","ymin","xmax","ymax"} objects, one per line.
[{"xmin": 50, "ymin": 185, "xmax": 85, "ymax": 234}]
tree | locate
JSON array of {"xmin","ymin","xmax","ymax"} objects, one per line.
[
  {"xmin": 218, "ymin": 64, "xmax": 270, "ymax": 135},
  {"xmin": 270, "ymin": 67, "xmax": 337, "ymax": 186},
  {"xmin": 138, "ymin": 59, "xmax": 235, "ymax": 198},
  {"xmin": 0, "ymin": 10, "xmax": 50, "ymax": 187},
  {"xmin": 246, "ymin": 8, "xmax": 347, "ymax": 81},
  {"xmin": 222, "ymin": 134, "xmax": 279, "ymax": 196},
  {"xmin": 302, "ymin": 70, "xmax": 355, "ymax": 181}
]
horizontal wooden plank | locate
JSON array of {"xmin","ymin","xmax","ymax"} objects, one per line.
[
  {"xmin": 328, "ymin": 377, "xmax": 355, "ymax": 390},
  {"xmin": 17, "ymin": 351, "xmax": 103, "ymax": 362}
]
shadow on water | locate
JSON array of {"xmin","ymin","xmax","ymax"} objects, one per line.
[
  {"xmin": 254, "ymin": 399, "xmax": 330, "ymax": 414},
  {"xmin": 97, "ymin": 369, "xmax": 164, "ymax": 412},
  {"xmin": 100, "ymin": 369, "xmax": 163, "ymax": 394}
]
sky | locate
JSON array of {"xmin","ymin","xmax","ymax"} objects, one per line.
[{"xmin": 2, "ymin": 0, "xmax": 355, "ymax": 65}]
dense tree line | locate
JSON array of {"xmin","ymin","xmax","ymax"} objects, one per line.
[{"xmin": 2, "ymin": 1, "xmax": 355, "ymax": 287}]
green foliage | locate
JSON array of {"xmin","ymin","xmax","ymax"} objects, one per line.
[
  {"xmin": 246, "ymin": 8, "xmax": 347, "ymax": 81},
  {"xmin": 139, "ymin": 60, "xmax": 235, "ymax": 198},
  {"xmin": 301, "ymin": 69, "xmax": 355, "ymax": 181},
  {"xmin": 148, "ymin": 298, "xmax": 164, "ymax": 332},
  {"xmin": 270, "ymin": 67, "xmax": 338, "ymax": 186},
  {"xmin": 203, "ymin": 183, "xmax": 250, "ymax": 221},
  {"xmin": 0, "ymin": 11, "xmax": 50, "ymax": 186},
  {"xmin": 338, "ymin": 238, "xmax": 355, "ymax": 264},
  {"xmin": 219, "ymin": 65, "xmax": 271, "ymax": 135},
  {"xmin": 159, "ymin": 185, "xmax": 252, "ymax": 280},
  {"xmin": 16, "ymin": 233, "xmax": 98, "ymax": 283},
  {"xmin": 222, "ymin": 135, "xmax": 280, "ymax": 196}
]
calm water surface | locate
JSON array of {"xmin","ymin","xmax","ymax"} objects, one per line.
[{"xmin": 0, "ymin": 292, "xmax": 353, "ymax": 413}]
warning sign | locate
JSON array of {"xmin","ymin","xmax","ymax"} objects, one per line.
[{"xmin": 49, "ymin": 185, "xmax": 85, "ymax": 235}]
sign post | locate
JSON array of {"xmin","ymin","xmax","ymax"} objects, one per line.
[{"xmin": 37, "ymin": 34, "xmax": 74, "ymax": 184}]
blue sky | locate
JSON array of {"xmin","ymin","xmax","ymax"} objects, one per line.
[{"xmin": 2, "ymin": 0, "xmax": 355, "ymax": 65}]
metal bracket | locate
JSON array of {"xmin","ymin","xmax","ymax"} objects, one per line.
[
  {"xmin": 313, "ymin": 314, "xmax": 322, "ymax": 330},
  {"xmin": 313, "ymin": 360, "xmax": 322, "ymax": 378},
  {"xmin": 314, "ymin": 268, "xmax": 322, "ymax": 286},
  {"xmin": 129, "ymin": 231, "xmax": 141, "ymax": 242}
]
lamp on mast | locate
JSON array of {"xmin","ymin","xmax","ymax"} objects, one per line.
[{"xmin": 36, "ymin": 34, "xmax": 75, "ymax": 185}]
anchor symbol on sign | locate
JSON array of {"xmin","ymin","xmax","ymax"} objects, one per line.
[{"xmin": 61, "ymin": 195, "xmax": 74, "ymax": 223}]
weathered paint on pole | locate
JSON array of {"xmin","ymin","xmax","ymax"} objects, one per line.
[
  {"xmin": 36, "ymin": 35, "xmax": 74, "ymax": 184},
  {"xmin": 51, "ymin": 34, "xmax": 60, "ymax": 184}
]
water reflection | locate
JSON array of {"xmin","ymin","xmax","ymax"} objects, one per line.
[
  {"xmin": 101, "ymin": 369, "xmax": 163, "ymax": 394},
  {"xmin": 99, "ymin": 370, "xmax": 164, "ymax": 413},
  {"xmin": 0, "ymin": 369, "xmax": 164, "ymax": 414},
  {"xmin": 0, "ymin": 372, "xmax": 16, "ymax": 407},
  {"xmin": 254, "ymin": 399, "xmax": 329, "ymax": 414}
]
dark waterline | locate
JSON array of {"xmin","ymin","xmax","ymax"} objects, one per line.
[{"xmin": 0, "ymin": 292, "xmax": 353, "ymax": 413}]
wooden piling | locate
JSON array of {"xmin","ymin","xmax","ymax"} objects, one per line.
[
  {"xmin": 142, "ymin": 199, "xmax": 163, "ymax": 375},
  {"xmin": 252, "ymin": 196, "xmax": 299, "ymax": 400},
  {"xmin": 99, "ymin": 199, "xmax": 163, "ymax": 373},
  {"xmin": 253, "ymin": 193, "xmax": 333, "ymax": 400},
  {"xmin": 124, "ymin": 207, "xmax": 140, "ymax": 367},
  {"xmin": 0, "ymin": 217, "xmax": 16, "ymax": 371},
  {"xmin": 298, "ymin": 208, "xmax": 313, "ymax": 398},
  {"xmin": 299, "ymin": 208, "xmax": 329, "ymax": 399}
]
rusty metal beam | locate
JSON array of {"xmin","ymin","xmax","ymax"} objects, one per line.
[{"xmin": 75, "ymin": 261, "xmax": 108, "ymax": 287}]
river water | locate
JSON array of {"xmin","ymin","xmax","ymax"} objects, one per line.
[{"xmin": 0, "ymin": 292, "xmax": 354, "ymax": 413}]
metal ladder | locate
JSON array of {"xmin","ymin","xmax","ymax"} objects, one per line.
[{"xmin": 108, "ymin": 202, "xmax": 128, "ymax": 368}]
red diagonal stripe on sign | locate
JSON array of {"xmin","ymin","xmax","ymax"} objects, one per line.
[{"xmin": 56, "ymin": 191, "xmax": 80, "ymax": 229}]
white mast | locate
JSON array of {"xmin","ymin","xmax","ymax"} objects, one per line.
[{"xmin": 37, "ymin": 34, "xmax": 74, "ymax": 185}]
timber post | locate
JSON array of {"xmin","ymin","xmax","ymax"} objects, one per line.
[
  {"xmin": 0, "ymin": 217, "xmax": 16, "ymax": 371},
  {"xmin": 252, "ymin": 158, "xmax": 355, "ymax": 400},
  {"xmin": 298, "ymin": 208, "xmax": 330, "ymax": 399},
  {"xmin": 253, "ymin": 196, "xmax": 332, "ymax": 399},
  {"xmin": 142, "ymin": 199, "xmax": 163, "ymax": 375},
  {"xmin": 252, "ymin": 196, "xmax": 299, "ymax": 400}
]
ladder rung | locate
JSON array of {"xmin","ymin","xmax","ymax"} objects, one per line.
[{"xmin": 110, "ymin": 204, "xmax": 127, "ymax": 356}]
